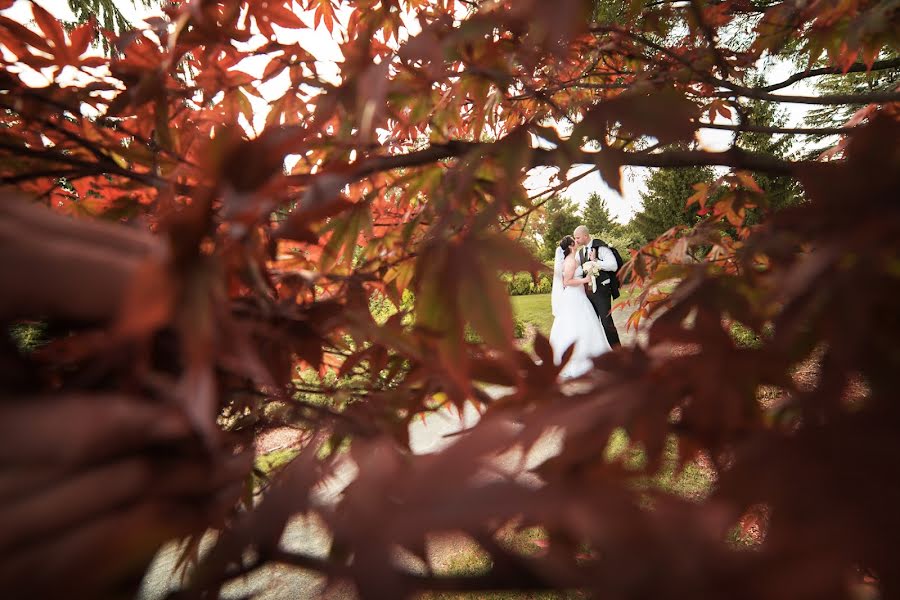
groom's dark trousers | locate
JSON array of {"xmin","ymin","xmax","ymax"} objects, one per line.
[{"xmin": 585, "ymin": 277, "xmax": 621, "ymax": 347}]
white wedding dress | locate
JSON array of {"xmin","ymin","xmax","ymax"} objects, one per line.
[{"xmin": 549, "ymin": 249, "xmax": 612, "ymax": 379}]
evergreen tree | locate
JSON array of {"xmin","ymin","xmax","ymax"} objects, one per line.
[
  {"xmin": 803, "ymin": 51, "xmax": 900, "ymax": 152},
  {"xmin": 539, "ymin": 196, "xmax": 581, "ymax": 261},
  {"xmin": 581, "ymin": 192, "xmax": 617, "ymax": 239},
  {"xmin": 66, "ymin": 0, "xmax": 159, "ymax": 53},
  {"xmin": 632, "ymin": 164, "xmax": 714, "ymax": 241}
]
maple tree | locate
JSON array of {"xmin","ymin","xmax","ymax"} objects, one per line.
[{"xmin": 1, "ymin": 0, "xmax": 899, "ymax": 598}]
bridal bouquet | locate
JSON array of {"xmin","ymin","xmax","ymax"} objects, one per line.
[{"xmin": 583, "ymin": 260, "xmax": 602, "ymax": 293}]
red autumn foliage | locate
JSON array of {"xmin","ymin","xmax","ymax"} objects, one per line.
[{"xmin": 0, "ymin": 0, "xmax": 898, "ymax": 598}]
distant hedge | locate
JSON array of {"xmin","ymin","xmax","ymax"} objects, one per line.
[
  {"xmin": 503, "ymin": 271, "xmax": 553, "ymax": 296},
  {"xmin": 466, "ymin": 317, "xmax": 527, "ymax": 343}
]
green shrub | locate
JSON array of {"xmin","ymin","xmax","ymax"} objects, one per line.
[
  {"xmin": 466, "ymin": 317, "xmax": 526, "ymax": 343},
  {"xmin": 534, "ymin": 273, "xmax": 552, "ymax": 294},
  {"xmin": 601, "ymin": 228, "xmax": 646, "ymax": 258},
  {"xmin": 502, "ymin": 269, "xmax": 553, "ymax": 296},
  {"xmin": 729, "ymin": 322, "xmax": 773, "ymax": 349},
  {"xmin": 9, "ymin": 321, "xmax": 46, "ymax": 353},
  {"xmin": 509, "ymin": 272, "xmax": 534, "ymax": 295},
  {"xmin": 513, "ymin": 317, "xmax": 526, "ymax": 339}
]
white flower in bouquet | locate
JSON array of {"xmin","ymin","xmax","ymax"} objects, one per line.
[{"xmin": 583, "ymin": 260, "xmax": 602, "ymax": 292}]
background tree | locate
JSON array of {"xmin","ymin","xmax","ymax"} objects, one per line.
[
  {"xmin": 803, "ymin": 51, "xmax": 900, "ymax": 152},
  {"xmin": 66, "ymin": 0, "xmax": 159, "ymax": 52},
  {"xmin": 632, "ymin": 163, "xmax": 715, "ymax": 241},
  {"xmin": 603, "ymin": 218, "xmax": 646, "ymax": 256},
  {"xmin": 581, "ymin": 191, "xmax": 617, "ymax": 238},
  {"xmin": 513, "ymin": 224, "xmax": 543, "ymax": 259},
  {"xmin": 538, "ymin": 196, "xmax": 581, "ymax": 260}
]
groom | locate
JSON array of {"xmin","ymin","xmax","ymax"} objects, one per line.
[{"xmin": 573, "ymin": 225, "xmax": 621, "ymax": 347}]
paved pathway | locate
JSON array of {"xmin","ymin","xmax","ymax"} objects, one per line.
[{"xmin": 139, "ymin": 305, "xmax": 641, "ymax": 599}]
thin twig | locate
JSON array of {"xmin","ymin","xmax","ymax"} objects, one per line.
[
  {"xmin": 698, "ymin": 122, "xmax": 860, "ymax": 135},
  {"xmin": 760, "ymin": 58, "xmax": 900, "ymax": 92}
]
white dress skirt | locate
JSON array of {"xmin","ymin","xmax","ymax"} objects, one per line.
[{"xmin": 548, "ymin": 264, "xmax": 612, "ymax": 379}]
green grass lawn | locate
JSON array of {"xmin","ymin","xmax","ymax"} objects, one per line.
[
  {"xmin": 510, "ymin": 294, "xmax": 554, "ymax": 336},
  {"xmin": 511, "ymin": 289, "xmax": 636, "ymax": 337}
]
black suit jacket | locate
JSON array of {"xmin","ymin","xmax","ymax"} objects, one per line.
[{"xmin": 579, "ymin": 239, "xmax": 618, "ymax": 299}]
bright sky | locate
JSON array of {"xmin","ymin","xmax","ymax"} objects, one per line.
[{"xmin": 5, "ymin": 0, "xmax": 818, "ymax": 224}]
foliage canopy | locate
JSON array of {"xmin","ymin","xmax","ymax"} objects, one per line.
[{"xmin": 0, "ymin": 0, "xmax": 898, "ymax": 597}]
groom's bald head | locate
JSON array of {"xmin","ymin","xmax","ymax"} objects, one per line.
[{"xmin": 573, "ymin": 225, "xmax": 590, "ymax": 246}]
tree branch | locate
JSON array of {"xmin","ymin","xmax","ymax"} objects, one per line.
[
  {"xmin": 0, "ymin": 141, "xmax": 197, "ymax": 195},
  {"xmin": 306, "ymin": 139, "xmax": 799, "ymax": 185},
  {"xmin": 714, "ymin": 86, "xmax": 900, "ymax": 105},
  {"xmin": 501, "ymin": 165, "xmax": 601, "ymax": 230},
  {"xmin": 531, "ymin": 147, "xmax": 797, "ymax": 175},
  {"xmin": 0, "ymin": 141, "xmax": 154, "ymax": 184},
  {"xmin": 760, "ymin": 58, "xmax": 900, "ymax": 92},
  {"xmin": 699, "ymin": 122, "xmax": 859, "ymax": 135},
  {"xmin": 0, "ymin": 169, "xmax": 88, "ymax": 186},
  {"xmin": 588, "ymin": 25, "xmax": 900, "ymax": 106}
]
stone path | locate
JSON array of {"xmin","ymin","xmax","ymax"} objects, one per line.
[
  {"xmin": 139, "ymin": 303, "xmax": 642, "ymax": 599},
  {"xmin": 611, "ymin": 299, "xmax": 642, "ymax": 346},
  {"xmin": 139, "ymin": 404, "xmax": 566, "ymax": 600}
]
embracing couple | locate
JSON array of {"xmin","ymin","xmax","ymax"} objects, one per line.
[{"xmin": 549, "ymin": 225, "xmax": 621, "ymax": 379}]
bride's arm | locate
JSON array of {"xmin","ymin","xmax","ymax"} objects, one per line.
[{"xmin": 563, "ymin": 258, "xmax": 589, "ymax": 287}]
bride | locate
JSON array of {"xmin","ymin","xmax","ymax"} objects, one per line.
[{"xmin": 549, "ymin": 235, "xmax": 612, "ymax": 379}]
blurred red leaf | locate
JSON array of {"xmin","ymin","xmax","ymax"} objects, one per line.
[
  {"xmin": 30, "ymin": 3, "xmax": 67, "ymax": 56},
  {"xmin": 114, "ymin": 256, "xmax": 176, "ymax": 339},
  {"xmin": 577, "ymin": 88, "xmax": 700, "ymax": 146},
  {"xmin": 69, "ymin": 18, "xmax": 95, "ymax": 58}
]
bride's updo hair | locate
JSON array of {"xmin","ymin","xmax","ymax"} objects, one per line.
[{"xmin": 559, "ymin": 235, "xmax": 576, "ymax": 257}]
